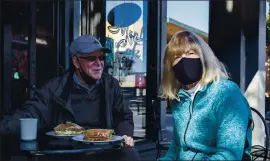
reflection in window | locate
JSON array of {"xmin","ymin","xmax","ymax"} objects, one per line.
[
  {"xmin": 11, "ymin": 43, "xmax": 29, "ymax": 111},
  {"xmin": 12, "ymin": 47, "xmax": 28, "ymax": 80},
  {"xmin": 36, "ymin": 2, "xmax": 58, "ymax": 87},
  {"xmin": 1, "ymin": 1, "xmax": 32, "ymax": 111},
  {"xmin": 106, "ymin": 1, "xmax": 148, "ymax": 138}
]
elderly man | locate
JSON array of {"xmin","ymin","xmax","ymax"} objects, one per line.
[{"xmin": 0, "ymin": 35, "xmax": 140, "ymax": 161}]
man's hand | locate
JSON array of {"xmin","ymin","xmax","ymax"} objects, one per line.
[{"xmin": 122, "ymin": 135, "xmax": 134, "ymax": 147}]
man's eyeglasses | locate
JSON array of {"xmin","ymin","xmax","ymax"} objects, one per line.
[{"xmin": 78, "ymin": 55, "xmax": 106, "ymax": 62}]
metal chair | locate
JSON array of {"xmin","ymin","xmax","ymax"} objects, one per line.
[{"xmin": 250, "ymin": 107, "xmax": 269, "ymax": 161}]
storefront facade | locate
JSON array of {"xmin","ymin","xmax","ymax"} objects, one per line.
[
  {"xmin": 0, "ymin": 0, "xmax": 167, "ymax": 142},
  {"xmin": 0, "ymin": 0, "xmax": 267, "ymax": 146}
]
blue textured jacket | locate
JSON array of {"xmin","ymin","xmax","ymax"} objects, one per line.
[{"xmin": 158, "ymin": 79, "xmax": 252, "ymax": 161}]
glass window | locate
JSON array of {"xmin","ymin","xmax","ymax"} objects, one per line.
[
  {"xmin": 2, "ymin": 2, "xmax": 31, "ymax": 111},
  {"xmin": 1, "ymin": 1, "xmax": 59, "ymax": 113},
  {"xmin": 106, "ymin": 1, "xmax": 148, "ymax": 138},
  {"xmin": 36, "ymin": 2, "xmax": 58, "ymax": 87}
]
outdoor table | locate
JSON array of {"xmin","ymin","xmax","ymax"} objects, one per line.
[
  {"xmin": 0, "ymin": 133, "xmax": 124, "ymax": 161},
  {"xmin": 129, "ymin": 97, "xmax": 145, "ymax": 115}
]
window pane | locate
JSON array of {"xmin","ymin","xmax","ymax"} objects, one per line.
[
  {"xmin": 2, "ymin": 2, "xmax": 31, "ymax": 111},
  {"xmin": 36, "ymin": 2, "xmax": 58, "ymax": 87},
  {"xmin": 106, "ymin": 1, "xmax": 148, "ymax": 138}
]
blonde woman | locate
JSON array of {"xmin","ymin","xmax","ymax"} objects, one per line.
[{"xmin": 158, "ymin": 31, "xmax": 252, "ymax": 161}]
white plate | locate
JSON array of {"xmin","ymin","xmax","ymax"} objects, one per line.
[
  {"xmin": 71, "ymin": 135, "xmax": 124, "ymax": 144},
  {"xmin": 46, "ymin": 131, "xmax": 81, "ymax": 138}
]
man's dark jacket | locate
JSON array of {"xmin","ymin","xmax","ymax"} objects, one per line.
[{"xmin": 0, "ymin": 70, "xmax": 134, "ymax": 136}]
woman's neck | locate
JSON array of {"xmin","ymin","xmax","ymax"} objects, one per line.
[{"xmin": 182, "ymin": 80, "xmax": 200, "ymax": 90}]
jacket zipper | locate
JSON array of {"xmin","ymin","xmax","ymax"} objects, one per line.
[
  {"xmin": 183, "ymin": 92, "xmax": 199, "ymax": 147},
  {"xmin": 192, "ymin": 151, "xmax": 198, "ymax": 161}
]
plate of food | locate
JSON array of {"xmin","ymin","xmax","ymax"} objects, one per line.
[
  {"xmin": 71, "ymin": 129, "xmax": 124, "ymax": 144},
  {"xmin": 46, "ymin": 122, "xmax": 85, "ymax": 138}
]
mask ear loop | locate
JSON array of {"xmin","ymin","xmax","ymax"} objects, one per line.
[
  {"xmin": 74, "ymin": 55, "xmax": 89, "ymax": 84},
  {"xmin": 75, "ymin": 55, "xmax": 83, "ymax": 72}
]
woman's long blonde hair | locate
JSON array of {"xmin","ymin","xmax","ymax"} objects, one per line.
[{"xmin": 160, "ymin": 31, "xmax": 229, "ymax": 100}]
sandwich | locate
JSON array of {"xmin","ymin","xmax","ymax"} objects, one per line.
[
  {"xmin": 54, "ymin": 122, "xmax": 85, "ymax": 135},
  {"xmin": 83, "ymin": 129, "xmax": 114, "ymax": 141}
]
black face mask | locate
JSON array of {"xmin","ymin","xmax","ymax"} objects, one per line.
[{"xmin": 172, "ymin": 58, "xmax": 203, "ymax": 85}]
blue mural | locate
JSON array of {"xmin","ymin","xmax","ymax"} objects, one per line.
[
  {"xmin": 107, "ymin": 3, "xmax": 142, "ymax": 28},
  {"xmin": 106, "ymin": 2, "xmax": 147, "ymax": 83}
]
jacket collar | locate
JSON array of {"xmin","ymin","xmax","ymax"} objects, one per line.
[
  {"xmin": 73, "ymin": 73, "xmax": 100, "ymax": 92},
  {"xmin": 177, "ymin": 81, "xmax": 210, "ymax": 99}
]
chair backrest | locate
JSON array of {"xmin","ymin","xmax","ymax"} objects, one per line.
[{"xmin": 250, "ymin": 107, "xmax": 269, "ymax": 161}]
